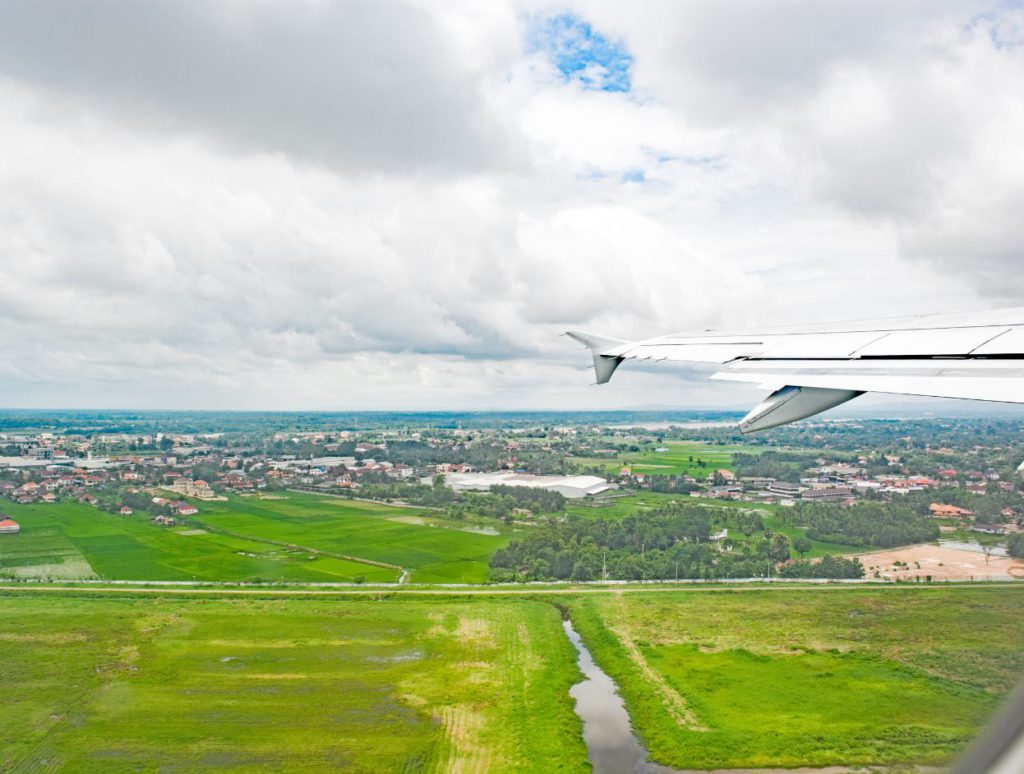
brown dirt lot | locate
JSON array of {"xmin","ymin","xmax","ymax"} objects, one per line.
[{"xmin": 852, "ymin": 543, "xmax": 1024, "ymax": 581}]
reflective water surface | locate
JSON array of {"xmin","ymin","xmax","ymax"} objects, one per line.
[{"xmin": 563, "ymin": 618, "xmax": 679, "ymax": 774}]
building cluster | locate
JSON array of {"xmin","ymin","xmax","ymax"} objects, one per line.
[
  {"xmin": 626, "ymin": 458, "xmax": 1022, "ymax": 511},
  {"xmin": 2, "ymin": 423, "xmax": 1023, "ymax": 541}
]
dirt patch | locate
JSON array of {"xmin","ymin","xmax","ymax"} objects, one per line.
[
  {"xmin": 435, "ymin": 705, "xmax": 494, "ymax": 773},
  {"xmin": 851, "ymin": 544, "xmax": 1024, "ymax": 581},
  {"xmin": 456, "ymin": 617, "xmax": 495, "ymax": 648},
  {"xmin": 456, "ymin": 661, "xmax": 495, "ymax": 685},
  {"xmin": 1, "ymin": 558, "xmax": 97, "ymax": 580},
  {"xmin": 0, "ymin": 631, "xmax": 88, "ymax": 643},
  {"xmin": 390, "ymin": 515, "xmax": 429, "ymax": 526},
  {"xmin": 426, "ymin": 611, "xmax": 448, "ymax": 638}
]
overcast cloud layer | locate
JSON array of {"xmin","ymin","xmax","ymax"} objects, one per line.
[{"xmin": 1, "ymin": 0, "xmax": 1023, "ymax": 410}]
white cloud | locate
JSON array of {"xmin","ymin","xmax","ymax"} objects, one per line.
[{"xmin": 0, "ymin": 1, "xmax": 1020, "ymax": 410}]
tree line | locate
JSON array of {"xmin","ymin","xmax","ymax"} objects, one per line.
[
  {"xmin": 489, "ymin": 505, "xmax": 863, "ymax": 582},
  {"xmin": 782, "ymin": 501, "xmax": 939, "ymax": 548}
]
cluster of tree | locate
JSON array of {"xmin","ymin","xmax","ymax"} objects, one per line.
[
  {"xmin": 777, "ymin": 555, "xmax": 864, "ymax": 579},
  {"xmin": 340, "ymin": 479, "xmax": 458, "ymax": 508},
  {"xmin": 340, "ymin": 479, "xmax": 564, "ymax": 520},
  {"xmin": 1008, "ymin": 533, "xmax": 1024, "ymax": 559},
  {"xmin": 489, "ymin": 506, "xmax": 861, "ymax": 582},
  {"xmin": 384, "ymin": 440, "xmax": 505, "ymax": 470},
  {"xmin": 783, "ymin": 502, "xmax": 939, "ymax": 548},
  {"xmin": 644, "ymin": 475, "xmax": 702, "ymax": 494},
  {"xmin": 732, "ymin": 451, "xmax": 807, "ymax": 482},
  {"xmin": 899, "ymin": 488, "xmax": 1021, "ymax": 523},
  {"xmin": 488, "ymin": 485, "xmax": 565, "ymax": 513}
]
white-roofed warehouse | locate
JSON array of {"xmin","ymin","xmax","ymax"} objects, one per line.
[{"xmin": 436, "ymin": 472, "xmax": 616, "ymax": 499}]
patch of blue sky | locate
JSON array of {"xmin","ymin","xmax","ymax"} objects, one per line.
[
  {"xmin": 965, "ymin": 5, "xmax": 1024, "ymax": 49},
  {"xmin": 524, "ymin": 13, "xmax": 633, "ymax": 92}
]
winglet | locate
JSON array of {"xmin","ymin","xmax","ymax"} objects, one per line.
[{"xmin": 565, "ymin": 330, "xmax": 628, "ymax": 384}]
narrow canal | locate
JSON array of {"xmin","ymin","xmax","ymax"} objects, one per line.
[{"xmin": 562, "ymin": 618, "xmax": 680, "ymax": 774}]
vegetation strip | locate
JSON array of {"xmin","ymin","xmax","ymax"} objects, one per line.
[
  {"xmin": 3, "ymin": 581, "xmax": 1021, "ymax": 597},
  {"xmin": 564, "ymin": 587, "xmax": 1024, "ymax": 770}
]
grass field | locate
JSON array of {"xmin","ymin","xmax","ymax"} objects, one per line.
[
  {"xmin": 0, "ymin": 493, "xmax": 514, "ymax": 584},
  {"xmin": 567, "ymin": 586, "xmax": 1024, "ymax": 770},
  {"xmin": 0, "ymin": 500, "xmax": 395, "ymax": 583},
  {"xmin": 0, "ymin": 592, "xmax": 586, "ymax": 772},
  {"xmin": 2, "ymin": 585, "xmax": 1022, "ymax": 770},
  {"xmin": 571, "ymin": 440, "xmax": 761, "ymax": 477},
  {"xmin": 191, "ymin": 492, "xmax": 513, "ymax": 583},
  {"xmin": 760, "ymin": 513, "xmax": 863, "ymax": 558},
  {"xmin": 561, "ymin": 490, "xmax": 691, "ymax": 520}
]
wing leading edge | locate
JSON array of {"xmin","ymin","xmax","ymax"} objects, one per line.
[{"xmin": 566, "ymin": 308, "xmax": 1024, "ymax": 433}]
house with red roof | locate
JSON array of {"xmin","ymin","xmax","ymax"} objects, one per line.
[{"xmin": 0, "ymin": 517, "xmax": 20, "ymax": 535}]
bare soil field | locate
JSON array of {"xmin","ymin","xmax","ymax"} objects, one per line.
[{"xmin": 852, "ymin": 543, "xmax": 1024, "ymax": 581}]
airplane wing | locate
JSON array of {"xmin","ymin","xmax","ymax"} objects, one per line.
[{"xmin": 566, "ymin": 308, "xmax": 1024, "ymax": 433}]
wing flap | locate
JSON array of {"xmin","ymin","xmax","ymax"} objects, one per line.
[
  {"xmin": 566, "ymin": 308, "xmax": 1024, "ymax": 425},
  {"xmin": 713, "ymin": 362, "xmax": 1024, "ymax": 404}
]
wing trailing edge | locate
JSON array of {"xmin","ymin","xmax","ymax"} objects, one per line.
[{"xmin": 565, "ymin": 307, "xmax": 1024, "ymax": 432}]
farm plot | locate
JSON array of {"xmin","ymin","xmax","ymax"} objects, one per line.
[
  {"xmin": 567, "ymin": 586, "xmax": 1024, "ymax": 770},
  {"xmin": 0, "ymin": 593, "xmax": 585, "ymax": 772},
  {"xmin": 0, "ymin": 501, "xmax": 396, "ymax": 583},
  {"xmin": 192, "ymin": 493, "xmax": 513, "ymax": 583}
]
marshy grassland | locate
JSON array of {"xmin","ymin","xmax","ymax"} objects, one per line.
[
  {"xmin": 566, "ymin": 585, "xmax": 1024, "ymax": 770},
  {"xmin": 0, "ymin": 592, "xmax": 584, "ymax": 772},
  {"xmin": 2, "ymin": 584, "xmax": 1023, "ymax": 771}
]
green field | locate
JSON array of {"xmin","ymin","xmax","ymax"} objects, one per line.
[
  {"xmin": 567, "ymin": 586, "xmax": 1024, "ymax": 769},
  {"xmin": 0, "ymin": 494, "xmax": 513, "ymax": 584},
  {"xmin": 192, "ymin": 493, "xmax": 513, "ymax": 583},
  {"xmin": 561, "ymin": 490, "xmax": 693, "ymax": 520},
  {"xmin": 572, "ymin": 440, "xmax": 760, "ymax": 477},
  {"xmin": 760, "ymin": 513, "xmax": 863, "ymax": 558},
  {"xmin": 0, "ymin": 592, "xmax": 585, "ymax": 772},
  {"xmin": 1, "ymin": 585, "xmax": 1022, "ymax": 771}
]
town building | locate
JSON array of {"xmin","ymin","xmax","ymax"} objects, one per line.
[
  {"xmin": 801, "ymin": 487, "xmax": 854, "ymax": 502},
  {"xmin": 767, "ymin": 481, "xmax": 803, "ymax": 497},
  {"xmin": 0, "ymin": 517, "xmax": 20, "ymax": 534},
  {"xmin": 929, "ymin": 503, "xmax": 974, "ymax": 518},
  {"xmin": 169, "ymin": 477, "xmax": 217, "ymax": 499}
]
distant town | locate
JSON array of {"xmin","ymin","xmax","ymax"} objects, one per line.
[{"xmin": 2, "ymin": 411, "xmax": 1024, "ymax": 584}]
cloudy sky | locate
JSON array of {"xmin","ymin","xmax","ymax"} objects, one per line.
[{"xmin": 1, "ymin": 0, "xmax": 1023, "ymax": 411}]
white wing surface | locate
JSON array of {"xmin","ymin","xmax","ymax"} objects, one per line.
[{"xmin": 567, "ymin": 308, "xmax": 1024, "ymax": 432}]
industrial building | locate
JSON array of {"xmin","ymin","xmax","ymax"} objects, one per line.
[{"xmin": 437, "ymin": 472, "xmax": 616, "ymax": 499}]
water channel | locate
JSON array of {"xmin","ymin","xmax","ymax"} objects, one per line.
[
  {"xmin": 563, "ymin": 617, "xmax": 898, "ymax": 774},
  {"xmin": 562, "ymin": 618, "xmax": 680, "ymax": 774}
]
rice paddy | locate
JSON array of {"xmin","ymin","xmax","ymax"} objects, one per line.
[{"xmin": 0, "ymin": 493, "xmax": 513, "ymax": 584}]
